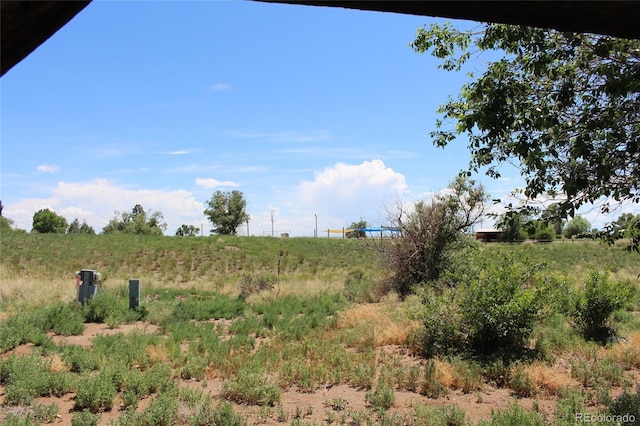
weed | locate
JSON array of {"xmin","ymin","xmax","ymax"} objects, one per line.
[
  {"xmin": 71, "ymin": 410, "xmax": 100, "ymax": 426},
  {"xmin": 419, "ymin": 359, "xmax": 446, "ymax": 398},
  {"xmin": 190, "ymin": 401, "xmax": 247, "ymax": 426},
  {"xmin": 365, "ymin": 379, "xmax": 395, "ymax": 410},
  {"xmin": 32, "ymin": 402, "xmax": 59, "ymax": 423},
  {"xmin": 221, "ymin": 369, "xmax": 280, "ymax": 406},
  {"xmin": 74, "ymin": 371, "xmax": 117, "ymax": 413},
  {"xmin": 509, "ymin": 363, "xmax": 537, "ymax": 397},
  {"xmin": 480, "ymin": 402, "xmax": 545, "ymax": 426},
  {"xmin": 608, "ymin": 386, "xmax": 640, "ymax": 425},
  {"xmin": 414, "ymin": 403, "xmax": 467, "ymax": 426}
]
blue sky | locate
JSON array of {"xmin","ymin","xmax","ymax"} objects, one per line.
[{"xmin": 0, "ymin": 1, "xmax": 618, "ymax": 236}]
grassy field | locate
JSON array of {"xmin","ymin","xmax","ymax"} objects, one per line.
[{"xmin": 0, "ymin": 232, "xmax": 639, "ymax": 425}]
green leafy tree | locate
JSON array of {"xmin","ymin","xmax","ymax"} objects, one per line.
[
  {"xmin": 102, "ymin": 204, "xmax": 167, "ymax": 236},
  {"xmin": 411, "ymin": 23, "xmax": 640, "ymax": 220},
  {"xmin": 541, "ymin": 204, "xmax": 564, "ymax": 237},
  {"xmin": 381, "ymin": 175, "xmax": 488, "ymax": 296},
  {"xmin": 347, "ymin": 219, "xmax": 368, "ymax": 238},
  {"xmin": 32, "ymin": 208, "xmax": 68, "ymax": 233},
  {"xmin": 67, "ymin": 218, "xmax": 96, "ymax": 234},
  {"xmin": 175, "ymin": 224, "xmax": 200, "ymax": 237},
  {"xmin": 203, "ymin": 190, "xmax": 249, "ymax": 236},
  {"xmin": 496, "ymin": 210, "xmax": 531, "ymax": 242},
  {"xmin": 564, "ymin": 215, "xmax": 591, "ymax": 238}
]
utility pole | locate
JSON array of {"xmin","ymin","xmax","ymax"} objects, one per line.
[
  {"xmin": 314, "ymin": 214, "xmax": 317, "ymax": 238},
  {"xmin": 271, "ymin": 210, "xmax": 275, "ymax": 237}
]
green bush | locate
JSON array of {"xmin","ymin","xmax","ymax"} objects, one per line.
[
  {"xmin": 462, "ymin": 256, "xmax": 548, "ymax": 359},
  {"xmin": 365, "ymin": 375, "xmax": 395, "ymax": 410},
  {"xmin": 417, "ymin": 289, "xmax": 466, "ymax": 358},
  {"xmin": 190, "ymin": 401, "xmax": 247, "ymax": 426},
  {"xmin": 479, "ymin": 402, "xmax": 545, "ymax": 426},
  {"xmin": 44, "ymin": 302, "xmax": 86, "ymax": 336},
  {"xmin": 81, "ymin": 291, "xmax": 130, "ymax": 324},
  {"xmin": 71, "ymin": 409, "xmax": 100, "ymax": 426},
  {"xmin": 141, "ymin": 393, "xmax": 180, "ymax": 426},
  {"xmin": 572, "ymin": 271, "xmax": 634, "ymax": 342},
  {"xmin": 172, "ymin": 293, "xmax": 245, "ymax": 322},
  {"xmin": 59, "ymin": 344, "xmax": 101, "ymax": 373},
  {"xmin": 608, "ymin": 386, "xmax": 640, "ymax": 426},
  {"xmin": 0, "ymin": 355, "xmax": 52, "ymax": 406},
  {"xmin": 343, "ymin": 267, "xmax": 377, "ymax": 303},
  {"xmin": 74, "ymin": 371, "xmax": 117, "ymax": 413},
  {"xmin": 221, "ymin": 369, "xmax": 280, "ymax": 406}
]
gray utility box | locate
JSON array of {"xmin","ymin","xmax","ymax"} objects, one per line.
[
  {"xmin": 129, "ymin": 279, "xmax": 140, "ymax": 310},
  {"xmin": 77, "ymin": 269, "xmax": 100, "ymax": 303}
]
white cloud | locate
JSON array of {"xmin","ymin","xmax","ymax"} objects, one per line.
[
  {"xmin": 37, "ymin": 165, "xmax": 60, "ymax": 173},
  {"xmin": 296, "ymin": 159, "xmax": 407, "ymax": 227},
  {"xmin": 229, "ymin": 130, "xmax": 332, "ymax": 143},
  {"xmin": 210, "ymin": 83, "xmax": 231, "ymax": 92},
  {"xmin": 195, "ymin": 178, "xmax": 239, "ymax": 189},
  {"xmin": 162, "ymin": 150, "xmax": 190, "ymax": 155},
  {"xmin": 4, "ymin": 179, "xmax": 205, "ymax": 234}
]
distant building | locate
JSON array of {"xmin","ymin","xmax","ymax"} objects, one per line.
[{"xmin": 475, "ymin": 228, "xmax": 502, "ymax": 243}]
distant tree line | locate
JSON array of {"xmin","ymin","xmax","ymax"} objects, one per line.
[{"xmin": 0, "ymin": 190, "xmax": 251, "ymax": 237}]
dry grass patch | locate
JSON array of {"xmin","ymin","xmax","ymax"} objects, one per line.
[
  {"xmin": 47, "ymin": 354, "xmax": 68, "ymax": 373},
  {"xmin": 606, "ymin": 330, "xmax": 640, "ymax": 370},
  {"xmin": 521, "ymin": 362, "xmax": 576, "ymax": 396},
  {"xmin": 337, "ymin": 303, "xmax": 420, "ymax": 347}
]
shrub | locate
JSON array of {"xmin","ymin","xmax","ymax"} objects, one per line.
[
  {"xmin": 81, "ymin": 291, "xmax": 130, "ymax": 324},
  {"xmin": 365, "ymin": 375, "xmax": 395, "ymax": 410},
  {"xmin": 608, "ymin": 386, "xmax": 640, "ymax": 425},
  {"xmin": 44, "ymin": 302, "xmax": 86, "ymax": 336},
  {"xmin": 572, "ymin": 271, "xmax": 634, "ymax": 343},
  {"xmin": 190, "ymin": 401, "xmax": 247, "ymax": 426},
  {"xmin": 417, "ymin": 289, "xmax": 466, "ymax": 358},
  {"xmin": 221, "ymin": 369, "xmax": 280, "ymax": 406},
  {"xmin": 462, "ymin": 256, "xmax": 548, "ymax": 359},
  {"xmin": 71, "ymin": 410, "xmax": 100, "ymax": 426},
  {"xmin": 74, "ymin": 372, "xmax": 117, "ymax": 413},
  {"xmin": 380, "ymin": 176, "xmax": 487, "ymax": 297},
  {"xmin": 142, "ymin": 393, "xmax": 180, "ymax": 426},
  {"xmin": 343, "ymin": 267, "xmax": 377, "ymax": 303},
  {"xmin": 479, "ymin": 402, "xmax": 545, "ymax": 426},
  {"xmin": 238, "ymin": 273, "xmax": 276, "ymax": 298}
]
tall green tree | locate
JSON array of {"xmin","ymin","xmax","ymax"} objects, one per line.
[
  {"xmin": 203, "ymin": 190, "xmax": 249, "ymax": 235},
  {"xmin": 564, "ymin": 215, "xmax": 592, "ymax": 238},
  {"xmin": 102, "ymin": 204, "xmax": 167, "ymax": 236},
  {"xmin": 175, "ymin": 224, "xmax": 200, "ymax": 237},
  {"xmin": 411, "ymin": 23, "xmax": 640, "ymax": 220},
  {"xmin": 32, "ymin": 208, "xmax": 68, "ymax": 233},
  {"xmin": 67, "ymin": 218, "xmax": 96, "ymax": 234}
]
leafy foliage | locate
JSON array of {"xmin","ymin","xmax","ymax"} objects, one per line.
[
  {"xmin": 381, "ymin": 175, "xmax": 487, "ymax": 296},
  {"xmin": 102, "ymin": 204, "xmax": 167, "ymax": 236},
  {"xmin": 31, "ymin": 208, "xmax": 67, "ymax": 234},
  {"xmin": 564, "ymin": 215, "xmax": 591, "ymax": 238},
  {"xmin": 175, "ymin": 223, "xmax": 200, "ymax": 237},
  {"xmin": 67, "ymin": 218, "xmax": 95, "ymax": 234},
  {"xmin": 572, "ymin": 271, "xmax": 634, "ymax": 342},
  {"xmin": 204, "ymin": 190, "xmax": 249, "ymax": 235},
  {"xmin": 412, "ymin": 23, "xmax": 640, "ymax": 219}
]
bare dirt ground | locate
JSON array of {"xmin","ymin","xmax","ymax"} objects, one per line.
[{"xmin": 0, "ymin": 321, "xmax": 637, "ymax": 425}]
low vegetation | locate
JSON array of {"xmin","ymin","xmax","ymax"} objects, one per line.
[{"xmin": 0, "ymin": 232, "xmax": 639, "ymax": 425}]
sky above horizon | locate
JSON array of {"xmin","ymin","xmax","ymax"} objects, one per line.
[{"xmin": 1, "ymin": 1, "xmax": 627, "ymax": 236}]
